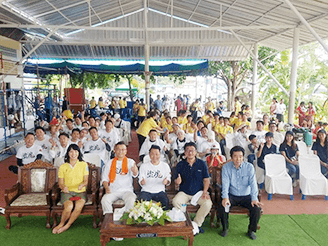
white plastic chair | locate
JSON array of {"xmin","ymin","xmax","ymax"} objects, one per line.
[
  {"xmin": 83, "ymin": 153, "xmax": 102, "ymax": 168},
  {"xmin": 299, "ymin": 155, "xmax": 328, "ymax": 200},
  {"xmin": 264, "ymin": 154, "xmax": 293, "ymax": 200},
  {"xmin": 296, "ymin": 141, "xmax": 308, "ymax": 155}
]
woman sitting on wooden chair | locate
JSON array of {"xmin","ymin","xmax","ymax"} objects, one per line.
[{"xmin": 52, "ymin": 144, "xmax": 89, "ymax": 234}]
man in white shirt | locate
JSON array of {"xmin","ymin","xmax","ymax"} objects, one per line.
[
  {"xmin": 62, "ymin": 119, "xmax": 74, "ymax": 135},
  {"xmin": 138, "ymin": 145, "xmax": 171, "ymax": 210},
  {"xmin": 252, "ymin": 120, "xmax": 267, "ymax": 145},
  {"xmin": 269, "ymin": 122, "xmax": 284, "ymax": 147},
  {"xmin": 276, "ymin": 99, "xmax": 286, "ymax": 123},
  {"xmin": 197, "ymin": 128, "xmax": 221, "ymax": 161},
  {"xmin": 172, "ymin": 129, "xmax": 194, "ymax": 158},
  {"xmin": 49, "ymin": 132, "xmax": 70, "ymax": 159},
  {"xmin": 139, "ymin": 129, "xmax": 167, "ymax": 162},
  {"xmin": 83, "ymin": 127, "xmax": 111, "ymax": 167},
  {"xmin": 99, "ymin": 120, "xmax": 120, "ymax": 158},
  {"xmin": 9, "ymin": 133, "xmax": 43, "ymax": 174},
  {"xmin": 35, "ymin": 126, "xmax": 52, "ymax": 162},
  {"xmin": 101, "ymin": 142, "xmax": 138, "ymax": 214}
]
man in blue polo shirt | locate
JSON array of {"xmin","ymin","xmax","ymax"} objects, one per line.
[
  {"xmin": 172, "ymin": 142, "xmax": 212, "ymax": 234},
  {"xmin": 218, "ymin": 146, "xmax": 262, "ymax": 240}
]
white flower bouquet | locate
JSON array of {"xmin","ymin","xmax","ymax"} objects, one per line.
[{"xmin": 121, "ymin": 200, "xmax": 172, "ymax": 226}]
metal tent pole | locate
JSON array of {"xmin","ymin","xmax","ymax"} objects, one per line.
[
  {"xmin": 288, "ymin": 28, "xmax": 300, "ymax": 124},
  {"xmin": 252, "ymin": 43, "xmax": 258, "ymax": 119}
]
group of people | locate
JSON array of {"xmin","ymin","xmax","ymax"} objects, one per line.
[{"xmin": 11, "ymin": 92, "xmax": 328, "ymax": 241}]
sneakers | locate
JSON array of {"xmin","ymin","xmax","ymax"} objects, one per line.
[
  {"xmin": 247, "ymin": 230, "xmax": 257, "ymax": 240},
  {"xmin": 220, "ymin": 230, "xmax": 228, "ymax": 237},
  {"xmin": 198, "ymin": 227, "xmax": 204, "ymax": 234}
]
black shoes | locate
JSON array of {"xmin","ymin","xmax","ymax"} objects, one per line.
[
  {"xmin": 198, "ymin": 227, "xmax": 205, "ymax": 234},
  {"xmin": 247, "ymin": 230, "xmax": 257, "ymax": 240},
  {"xmin": 220, "ymin": 230, "xmax": 228, "ymax": 237}
]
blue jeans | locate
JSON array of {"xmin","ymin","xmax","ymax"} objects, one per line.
[
  {"xmin": 248, "ymin": 154, "xmax": 256, "ymax": 164},
  {"xmin": 321, "ymin": 165, "xmax": 328, "ymax": 178},
  {"xmin": 286, "ymin": 162, "xmax": 299, "ymax": 181},
  {"xmin": 138, "ymin": 191, "xmax": 169, "ymax": 210},
  {"xmin": 220, "ymin": 139, "xmax": 226, "ymax": 156}
]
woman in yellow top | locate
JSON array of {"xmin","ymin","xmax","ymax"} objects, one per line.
[
  {"xmin": 162, "ymin": 116, "xmax": 173, "ymax": 133},
  {"xmin": 138, "ymin": 99, "xmax": 147, "ymax": 125},
  {"xmin": 234, "ymin": 112, "xmax": 251, "ymax": 131},
  {"xmin": 52, "ymin": 144, "xmax": 89, "ymax": 234},
  {"xmin": 178, "ymin": 110, "xmax": 188, "ymax": 127},
  {"xmin": 184, "ymin": 115, "xmax": 196, "ymax": 134},
  {"xmin": 136, "ymin": 111, "xmax": 163, "ymax": 150}
]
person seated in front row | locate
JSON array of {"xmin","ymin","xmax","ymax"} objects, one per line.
[
  {"xmin": 138, "ymin": 145, "xmax": 171, "ymax": 210},
  {"xmin": 101, "ymin": 141, "xmax": 138, "ymax": 215},
  {"xmin": 139, "ymin": 129, "xmax": 168, "ymax": 162},
  {"xmin": 172, "ymin": 142, "xmax": 212, "ymax": 235},
  {"xmin": 312, "ymin": 129, "xmax": 328, "ymax": 178},
  {"xmin": 206, "ymin": 144, "xmax": 225, "ymax": 175},
  {"xmin": 9, "ymin": 132, "xmax": 43, "ymax": 174},
  {"xmin": 52, "ymin": 144, "xmax": 89, "ymax": 234},
  {"xmin": 257, "ymin": 132, "xmax": 277, "ymax": 170},
  {"xmin": 279, "ymin": 131, "xmax": 299, "ymax": 187},
  {"xmin": 218, "ymin": 146, "xmax": 262, "ymax": 240}
]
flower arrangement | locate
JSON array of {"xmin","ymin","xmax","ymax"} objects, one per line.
[{"xmin": 121, "ymin": 200, "xmax": 172, "ymax": 226}]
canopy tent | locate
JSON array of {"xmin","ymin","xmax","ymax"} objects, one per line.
[
  {"xmin": 23, "ymin": 60, "xmax": 209, "ymax": 76},
  {"xmin": 115, "ymin": 82, "xmax": 138, "ymax": 92}
]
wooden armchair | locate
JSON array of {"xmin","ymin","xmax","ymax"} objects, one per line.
[
  {"xmin": 4, "ymin": 160, "xmax": 56, "ymax": 229},
  {"xmin": 51, "ymin": 164, "xmax": 100, "ymax": 229},
  {"xmin": 214, "ymin": 167, "xmax": 262, "ymax": 229}
]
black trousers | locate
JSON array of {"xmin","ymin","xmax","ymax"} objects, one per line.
[
  {"xmin": 137, "ymin": 134, "xmax": 146, "ymax": 151},
  {"xmin": 217, "ymin": 194, "xmax": 261, "ymax": 232},
  {"xmin": 138, "ymin": 191, "xmax": 169, "ymax": 210}
]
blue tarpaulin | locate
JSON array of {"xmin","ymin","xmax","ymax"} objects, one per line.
[{"xmin": 23, "ymin": 61, "xmax": 208, "ymax": 76}]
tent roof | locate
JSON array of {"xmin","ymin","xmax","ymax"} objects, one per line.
[
  {"xmin": 23, "ymin": 60, "xmax": 209, "ymax": 76},
  {"xmin": 115, "ymin": 82, "xmax": 138, "ymax": 92},
  {"xmin": 1, "ymin": 0, "xmax": 328, "ymax": 61}
]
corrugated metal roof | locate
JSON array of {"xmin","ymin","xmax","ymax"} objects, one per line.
[{"xmin": 0, "ymin": 0, "xmax": 327, "ymax": 61}]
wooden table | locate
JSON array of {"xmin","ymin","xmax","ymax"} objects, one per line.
[{"xmin": 100, "ymin": 212, "xmax": 194, "ymax": 246}]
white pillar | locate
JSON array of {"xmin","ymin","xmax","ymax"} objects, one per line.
[
  {"xmin": 144, "ymin": 44, "xmax": 151, "ymax": 108},
  {"xmin": 252, "ymin": 43, "xmax": 258, "ymax": 118},
  {"xmin": 195, "ymin": 76, "xmax": 198, "ymax": 99},
  {"xmin": 288, "ymin": 28, "xmax": 300, "ymax": 124}
]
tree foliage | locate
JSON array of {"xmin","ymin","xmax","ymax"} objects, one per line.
[{"xmin": 208, "ymin": 46, "xmax": 277, "ymax": 110}]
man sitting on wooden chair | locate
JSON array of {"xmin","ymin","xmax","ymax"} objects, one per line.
[
  {"xmin": 218, "ymin": 146, "xmax": 263, "ymax": 240},
  {"xmin": 101, "ymin": 141, "xmax": 138, "ymax": 215}
]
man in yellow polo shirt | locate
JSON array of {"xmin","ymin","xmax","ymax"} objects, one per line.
[
  {"xmin": 136, "ymin": 111, "xmax": 163, "ymax": 150},
  {"xmin": 234, "ymin": 96, "xmax": 241, "ymax": 114},
  {"xmin": 90, "ymin": 97, "xmax": 97, "ymax": 109}
]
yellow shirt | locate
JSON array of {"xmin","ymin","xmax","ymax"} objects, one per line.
[
  {"xmin": 138, "ymin": 105, "xmax": 147, "ymax": 117},
  {"xmin": 213, "ymin": 123, "xmax": 223, "ymax": 134},
  {"xmin": 98, "ymin": 101, "xmax": 104, "ymax": 108},
  {"xmin": 230, "ymin": 117, "xmax": 239, "ymax": 126},
  {"xmin": 206, "ymin": 101, "xmax": 215, "ymax": 112},
  {"xmin": 162, "ymin": 121, "xmax": 173, "ymax": 133},
  {"xmin": 58, "ymin": 161, "xmax": 89, "ymax": 193},
  {"xmin": 235, "ymin": 120, "xmax": 251, "ymax": 130},
  {"xmin": 244, "ymin": 109, "xmax": 252, "ymax": 116},
  {"xmin": 90, "ymin": 99, "xmax": 96, "ymax": 109},
  {"xmin": 264, "ymin": 124, "xmax": 269, "ymax": 131},
  {"xmin": 178, "ymin": 116, "xmax": 188, "ymax": 126},
  {"xmin": 220, "ymin": 126, "xmax": 234, "ymax": 137},
  {"xmin": 184, "ymin": 123, "xmax": 195, "ymax": 134},
  {"xmin": 235, "ymin": 101, "xmax": 241, "ymax": 113},
  {"xmin": 136, "ymin": 118, "xmax": 158, "ymax": 137},
  {"xmin": 119, "ymin": 99, "xmax": 125, "ymax": 109}
]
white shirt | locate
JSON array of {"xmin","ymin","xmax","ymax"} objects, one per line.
[
  {"xmin": 99, "ymin": 129, "xmax": 120, "ymax": 151},
  {"xmin": 62, "ymin": 125, "xmax": 73, "ymax": 135},
  {"xmin": 198, "ymin": 139, "xmax": 221, "ymax": 161},
  {"xmin": 172, "ymin": 135, "xmax": 194, "ymax": 154},
  {"xmin": 139, "ymin": 138, "xmax": 166, "ymax": 159},
  {"xmin": 49, "ymin": 144, "xmax": 69, "ymax": 159},
  {"xmin": 273, "ymin": 131, "xmax": 284, "ymax": 147},
  {"xmin": 16, "ymin": 144, "xmax": 42, "ymax": 165},
  {"xmin": 233, "ymin": 132, "xmax": 248, "ymax": 148},
  {"xmin": 101, "ymin": 158, "xmax": 137, "ymax": 193},
  {"xmin": 35, "ymin": 135, "xmax": 52, "ymax": 161},
  {"xmin": 252, "ymin": 130, "xmax": 267, "ymax": 144},
  {"xmin": 83, "ymin": 138, "xmax": 107, "ymax": 162},
  {"xmin": 138, "ymin": 161, "xmax": 171, "ymax": 193}
]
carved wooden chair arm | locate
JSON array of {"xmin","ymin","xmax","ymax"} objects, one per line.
[{"xmin": 5, "ymin": 183, "xmax": 22, "ymax": 205}]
